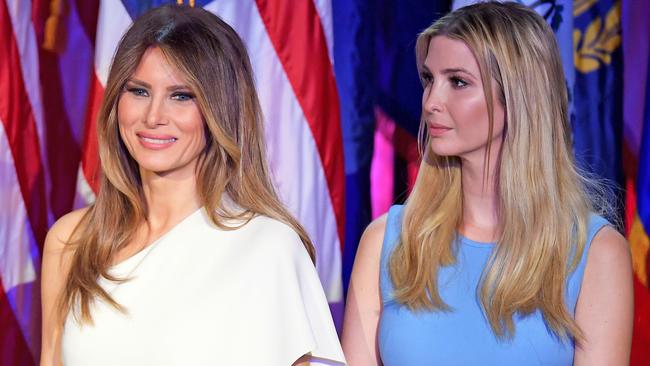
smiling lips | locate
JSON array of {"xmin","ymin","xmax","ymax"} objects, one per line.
[
  {"xmin": 428, "ymin": 123, "xmax": 452, "ymax": 137},
  {"xmin": 137, "ymin": 133, "xmax": 177, "ymax": 150}
]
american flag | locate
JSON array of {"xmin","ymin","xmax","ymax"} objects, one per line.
[
  {"xmin": 0, "ymin": 0, "xmax": 345, "ymax": 364},
  {"xmin": 3, "ymin": 0, "xmax": 650, "ymax": 364}
]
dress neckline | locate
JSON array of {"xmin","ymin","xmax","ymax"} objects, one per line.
[
  {"xmin": 457, "ymin": 233, "xmax": 496, "ymax": 248},
  {"xmin": 109, "ymin": 207, "xmax": 204, "ymax": 271}
]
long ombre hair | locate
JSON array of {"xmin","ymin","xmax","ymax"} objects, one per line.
[
  {"xmin": 389, "ymin": 2, "xmax": 608, "ymax": 341},
  {"xmin": 60, "ymin": 5, "xmax": 315, "ymax": 323}
]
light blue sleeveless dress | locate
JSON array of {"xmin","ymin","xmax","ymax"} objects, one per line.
[{"xmin": 378, "ymin": 205, "xmax": 609, "ymax": 365}]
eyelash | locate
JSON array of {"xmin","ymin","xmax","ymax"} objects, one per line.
[
  {"xmin": 171, "ymin": 92, "xmax": 195, "ymax": 101},
  {"xmin": 125, "ymin": 86, "xmax": 195, "ymax": 101},
  {"xmin": 449, "ymin": 76, "xmax": 468, "ymax": 88},
  {"xmin": 420, "ymin": 72, "xmax": 433, "ymax": 85},
  {"xmin": 126, "ymin": 87, "xmax": 148, "ymax": 97},
  {"xmin": 420, "ymin": 73, "xmax": 469, "ymax": 89}
]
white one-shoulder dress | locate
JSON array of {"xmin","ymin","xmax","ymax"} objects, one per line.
[{"xmin": 61, "ymin": 208, "xmax": 346, "ymax": 366}]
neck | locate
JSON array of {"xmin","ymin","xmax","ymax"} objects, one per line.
[
  {"xmin": 459, "ymin": 152, "xmax": 500, "ymax": 242},
  {"xmin": 140, "ymin": 168, "xmax": 202, "ymax": 231}
]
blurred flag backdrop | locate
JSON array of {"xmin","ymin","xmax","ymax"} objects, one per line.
[{"xmin": 0, "ymin": 0, "xmax": 648, "ymax": 364}]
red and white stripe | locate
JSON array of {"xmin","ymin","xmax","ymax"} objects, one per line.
[
  {"xmin": 75, "ymin": 0, "xmax": 131, "ymax": 205},
  {"xmin": 76, "ymin": 0, "xmax": 345, "ymax": 303},
  {"xmin": 1, "ymin": 0, "xmax": 49, "ymax": 363}
]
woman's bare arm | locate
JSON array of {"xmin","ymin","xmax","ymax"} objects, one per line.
[
  {"xmin": 292, "ymin": 354, "xmax": 310, "ymax": 365},
  {"xmin": 342, "ymin": 215, "xmax": 387, "ymax": 366},
  {"xmin": 40, "ymin": 208, "xmax": 87, "ymax": 366},
  {"xmin": 574, "ymin": 226, "xmax": 633, "ymax": 366}
]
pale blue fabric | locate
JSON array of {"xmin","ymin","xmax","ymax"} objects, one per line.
[{"xmin": 378, "ymin": 205, "xmax": 609, "ymax": 365}]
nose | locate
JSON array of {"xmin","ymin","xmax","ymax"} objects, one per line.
[
  {"xmin": 144, "ymin": 95, "xmax": 168, "ymax": 127},
  {"xmin": 422, "ymin": 82, "xmax": 444, "ymax": 113}
]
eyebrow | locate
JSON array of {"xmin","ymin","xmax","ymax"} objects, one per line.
[
  {"xmin": 441, "ymin": 67, "xmax": 475, "ymax": 77},
  {"xmin": 420, "ymin": 65, "xmax": 476, "ymax": 78},
  {"xmin": 125, "ymin": 78, "xmax": 192, "ymax": 91}
]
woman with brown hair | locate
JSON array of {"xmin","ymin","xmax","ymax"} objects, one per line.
[
  {"xmin": 342, "ymin": 2, "xmax": 632, "ymax": 365},
  {"xmin": 40, "ymin": 5, "xmax": 345, "ymax": 366}
]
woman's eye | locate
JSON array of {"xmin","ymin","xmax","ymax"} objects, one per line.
[
  {"xmin": 127, "ymin": 87, "xmax": 148, "ymax": 97},
  {"xmin": 450, "ymin": 76, "xmax": 468, "ymax": 88},
  {"xmin": 171, "ymin": 92, "xmax": 195, "ymax": 101},
  {"xmin": 420, "ymin": 72, "xmax": 433, "ymax": 85}
]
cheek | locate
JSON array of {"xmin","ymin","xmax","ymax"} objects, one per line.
[
  {"xmin": 421, "ymin": 86, "xmax": 430, "ymax": 107},
  {"xmin": 177, "ymin": 110, "xmax": 206, "ymax": 145},
  {"xmin": 116, "ymin": 103, "xmax": 130, "ymax": 140},
  {"xmin": 491, "ymin": 103, "xmax": 506, "ymax": 137},
  {"xmin": 191, "ymin": 123, "xmax": 206, "ymax": 146},
  {"xmin": 116, "ymin": 97, "xmax": 143, "ymax": 155},
  {"xmin": 448, "ymin": 91, "xmax": 490, "ymax": 133},
  {"xmin": 116, "ymin": 120, "xmax": 135, "ymax": 157},
  {"xmin": 117, "ymin": 96, "xmax": 138, "ymax": 130}
]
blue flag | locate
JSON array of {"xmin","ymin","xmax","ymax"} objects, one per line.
[{"xmin": 572, "ymin": 0, "xmax": 624, "ymax": 219}]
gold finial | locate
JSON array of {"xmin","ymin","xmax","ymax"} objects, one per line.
[{"xmin": 42, "ymin": 0, "xmax": 69, "ymax": 53}]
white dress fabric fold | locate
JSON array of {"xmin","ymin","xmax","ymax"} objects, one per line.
[{"xmin": 61, "ymin": 208, "xmax": 346, "ymax": 366}]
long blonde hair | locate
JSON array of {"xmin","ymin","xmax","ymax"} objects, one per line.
[
  {"xmin": 60, "ymin": 5, "xmax": 315, "ymax": 323},
  {"xmin": 389, "ymin": 2, "xmax": 604, "ymax": 341}
]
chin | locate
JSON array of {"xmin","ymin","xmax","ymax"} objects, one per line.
[
  {"xmin": 134, "ymin": 158, "xmax": 176, "ymax": 173},
  {"xmin": 140, "ymin": 158, "xmax": 200, "ymax": 177},
  {"xmin": 429, "ymin": 142, "xmax": 460, "ymax": 157},
  {"xmin": 139, "ymin": 165, "xmax": 175, "ymax": 175}
]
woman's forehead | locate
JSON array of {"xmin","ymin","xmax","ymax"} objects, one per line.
[
  {"xmin": 424, "ymin": 36, "xmax": 480, "ymax": 76},
  {"xmin": 130, "ymin": 47, "xmax": 190, "ymax": 88}
]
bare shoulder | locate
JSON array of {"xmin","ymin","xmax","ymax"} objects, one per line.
[
  {"xmin": 365, "ymin": 214, "xmax": 388, "ymax": 237},
  {"xmin": 341, "ymin": 214, "xmax": 388, "ymax": 364},
  {"xmin": 41, "ymin": 207, "xmax": 90, "ymax": 365},
  {"xmin": 44, "ymin": 207, "xmax": 89, "ymax": 253},
  {"xmin": 586, "ymin": 225, "xmax": 632, "ymax": 270},
  {"xmin": 358, "ymin": 213, "xmax": 388, "ymax": 254},
  {"xmin": 350, "ymin": 213, "xmax": 388, "ymax": 275},
  {"xmin": 574, "ymin": 225, "xmax": 633, "ymax": 364}
]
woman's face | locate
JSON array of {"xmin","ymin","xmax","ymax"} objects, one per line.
[
  {"xmin": 421, "ymin": 36, "xmax": 505, "ymax": 164},
  {"xmin": 118, "ymin": 46, "xmax": 205, "ymax": 178}
]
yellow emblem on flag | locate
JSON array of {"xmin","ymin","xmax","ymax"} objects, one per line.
[
  {"xmin": 574, "ymin": 0, "xmax": 597, "ymax": 17},
  {"xmin": 631, "ymin": 215, "xmax": 650, "ymax": 287},
  {"xmin": 573, "ymin": 1, "xmax": 621, "ymax": 73}
]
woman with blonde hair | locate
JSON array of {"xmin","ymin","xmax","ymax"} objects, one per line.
[
  {"xmin": 40, "ymin": 5, "xmax": 345, "ymax": 366},
  {"xmin": 342, "ymin": 2, "xmax": 632, "ymax": 365}
]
